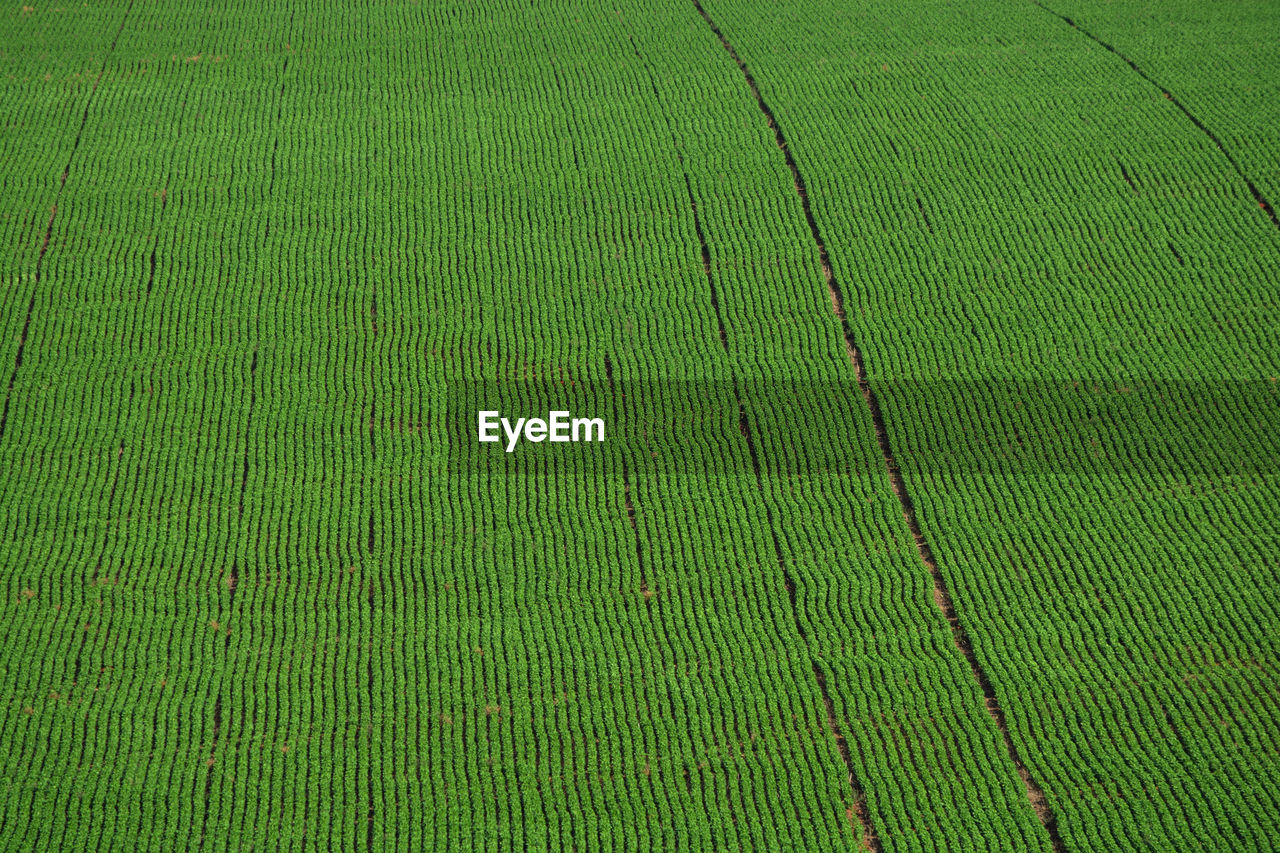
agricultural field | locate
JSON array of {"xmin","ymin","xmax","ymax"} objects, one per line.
[{"xmin": 1, "ymin": 0, "xmax": 1278, "ymax": 850}]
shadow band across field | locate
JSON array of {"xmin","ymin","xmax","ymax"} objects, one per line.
[{"xmin": 445, "ymin": 379, "xmax": 1280, "ymax": 478}]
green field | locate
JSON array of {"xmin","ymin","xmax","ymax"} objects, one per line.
[{"xmin": 2, "ymin": 0, "xmax": 1278, "ymax": 849}]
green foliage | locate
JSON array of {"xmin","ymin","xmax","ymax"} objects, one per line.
[{"xmin": 0, "ymin": 0, "xmax": 1275, "ymax": 850}]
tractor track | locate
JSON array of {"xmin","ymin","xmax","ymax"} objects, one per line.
[
  {"xmin": 688, "ymin": 2, "xmax": 1068, "ymax": 850},
  {"xmin": 630, "ymin": 31, "xmax": 883, "ymax": 852}
]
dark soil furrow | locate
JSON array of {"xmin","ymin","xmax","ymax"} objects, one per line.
[
  {"xmin": 620, "ymin": 460, "xmax": 652, "ymax": 604},
  {"xmin": 367, "ymin": 577, "xmax": 377, "ymax": 851},
  {"xmin": 631, "ymin": 31, "xmax": 883, "ymax": 850},
  {"xmin": 689, "ymin": 2, "xmax": 1066, "ymax": 850},
  {"xmin": 197, "ymin": 695, "xmax": 224, "ymax": 849},
  {"xmin": 0, "ymin": 0, "xmax": 137, "ymax": 442},
  {"xmin": 914, "ymin": 195, "xmax": 934, "ymax": 233},
  {"xmin": 237, "ymin": 349, "xmax": 258, "ymax": 521},
  {"xmin": 1116, "ymin": 158, "xmax": 1139, "ymax": 194},
  {"xmin": 1034, "ymin": 0, "xmax": 1278, "ymax": 231}
]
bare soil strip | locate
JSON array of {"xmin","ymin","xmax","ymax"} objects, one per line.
[
  {"xmin": 630, "ymin": 33, "xmax": 883, "ymax": 851},
  {"xmin": 0, "ymin": 0, "xmax": 137, "ymax": 442},
  {"xmin": 621, "ymin": 460, "xmax": 653, "ymax": 604},
  {"xmin": 1116, "ymin": 159, "xmax": 1139, "ymax": 194},
  {"xmin": 689, "ymin": 2, "xmax": 1067, "ymax": 850},
  {"xmin": 197, "ymin": 695, "xmax": 224, "ymax": 849},
  {"xmin": 1034, "ymin": 0, "xmax": 1279, "ymax": 231},
  {"xmin": 367, "ymin": 577, "xmax": 377, "ymax": 851}
]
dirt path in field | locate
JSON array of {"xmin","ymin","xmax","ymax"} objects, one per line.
[
  {"xmin": 687, "ymin": 2, "xmax": 1068, "ymax": 850},
  {"xmin": 629, "ymin": 31, "xmax": 883, "ymax": 853},
  {"xmin": 1031, "ymin": 0, "xmax": 1278, "ymax": 232},
  {"xmin": 0, "ymin": 0, "xmax": 139, "ymax": 443}
]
